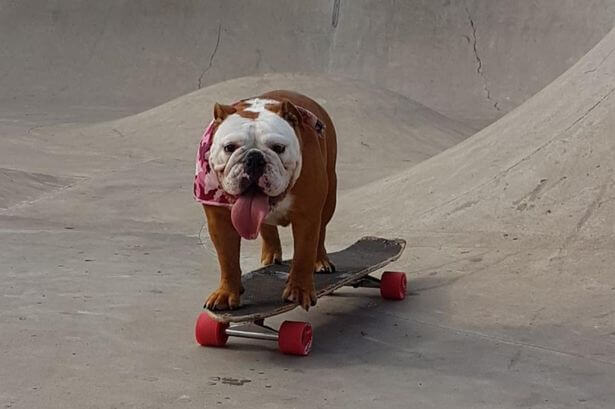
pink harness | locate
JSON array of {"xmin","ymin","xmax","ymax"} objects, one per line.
[{"xmin": 193, "ymin": 106, "xmax": 325, "ymax": 207}]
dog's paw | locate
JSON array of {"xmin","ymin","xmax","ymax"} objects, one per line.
[
  {"xmin": 205, "ymin": 286, "xmax": 241, "ymax": 310},
  {"xmin": 261, "ymin": 250, "xmax": 282, "ymax": 266},
  {"xmin": 314, "ymin": 256, "xmax": 335, "ymax": 274},
  {"xmin": 283, "ymin": 279, "xmax": 317, "ymax": 311}
]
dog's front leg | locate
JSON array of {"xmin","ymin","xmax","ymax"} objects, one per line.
[
  {"xmin": 283, "ymin": 216, "xmax": 320, "ymax": 310},
  {"xmin": 203, "ymin": 205, "xmax": 242, "ymax": 310}
]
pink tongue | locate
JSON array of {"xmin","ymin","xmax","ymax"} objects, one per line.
[{"xmin": 231, "ymin": 191, "xmax": 269, "ymax": 240}]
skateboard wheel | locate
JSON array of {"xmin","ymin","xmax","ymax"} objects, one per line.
[
  {"xmin": 195, "ymin": 312, "xmax": 229, "ymax": 347},
  {"xmin": 278, "ymin": 321, "xmax": 313, "ymax": 356},
  {"xmin": 380, "ymin": 271, "xmax": 407, "ymax": 300}
]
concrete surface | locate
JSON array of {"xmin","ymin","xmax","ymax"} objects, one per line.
[{"xmin": 1, "ymin": 1, "xmax": 615, "ymax": 408}]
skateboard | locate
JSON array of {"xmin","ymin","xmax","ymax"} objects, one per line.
[{"xmin": 195, "ymin": 236, "xmax": 407, "ymax": 356}]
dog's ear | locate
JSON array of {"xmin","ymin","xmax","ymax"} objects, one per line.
[
  {"xmin": 213, "ymin": 103, "xmax": 237, "ymax": 122},
  {"xmin": 279, "ymin": 100, "xmax": 301, "ymax": 129}
]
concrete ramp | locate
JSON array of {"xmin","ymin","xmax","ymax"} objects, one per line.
[
  {"xmin": 1, "ymin": 2, "xmax": 615, "ymax": 409},
  {"xmin": 340, "ymin": 25, "xmax": 615, "ymax": 361}
]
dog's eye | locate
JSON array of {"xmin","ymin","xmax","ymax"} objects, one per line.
[
  {"xmin": 271, "ymin": 144, "xmax": 286, "ymax": 154},
  {"xmin": 224, "ymin": 143, "xmax": 238, "ymax": 154}
]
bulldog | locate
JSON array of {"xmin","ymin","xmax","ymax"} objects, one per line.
[{"xmin": 194, "ymin": 90, "xmax": 337, "ymax": 311}]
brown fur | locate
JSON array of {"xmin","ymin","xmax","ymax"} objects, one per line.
[{"xmin": 232, "ymin": 100, "xmax": 259, "ymax": 119}]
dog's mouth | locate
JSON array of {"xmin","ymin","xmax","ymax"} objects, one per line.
[
  {"xmin": 231, "ymin": 186, "xmax": 268, "ymax": 240},
  {"xmin": 231, "ymin": 185, "xmax": 284, "ymax": 240}
]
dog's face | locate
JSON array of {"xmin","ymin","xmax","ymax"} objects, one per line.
[{"xmin": 209, "ymin": 98, "xmax": 302, "ymax": 201}]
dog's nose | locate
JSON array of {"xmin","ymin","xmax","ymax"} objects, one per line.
[{"xmin": 244, "ymin": 150, "xmax": 266, "ymax": 178}]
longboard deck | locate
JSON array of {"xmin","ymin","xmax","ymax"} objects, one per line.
[{"xmin": 206, "ymin": 236, "xmax": 406, "ymax": 323}]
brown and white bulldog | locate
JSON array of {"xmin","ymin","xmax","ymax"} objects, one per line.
[{"xmin": 194, "ymin": 91, "xmax": 337, "ymax": 311}]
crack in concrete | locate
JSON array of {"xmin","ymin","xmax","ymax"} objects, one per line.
[
  {"xmin": 326, "ymin": 0, "xmax": 342, "ymax": 73},
  {"xmin": 465, "ymin": 7, "xmax": 501, "ymax": 112},
  {"xmin": 332, "ymin": 0, "xmax": 341, "ymax": 28},
  {"xmin": 197, "ymin": 24, "xmax": 222, "ymax": 89},
  {"xmin": 554, "ymin": 182, "xmax": 610, "ymax": 269},
  {"xmin": 575, "ymin": 183, "xmax": 607, "ymax": 232},
  {"xmin": 583, "ymin": 48, "xmax": 615, "ymax": 74},
  {"xmin": 26, "ymin": 125, "xmax": 46, "ymax": 136},
  {"xmin": 564, "ymin": 86, "xmax": 615, "ymax": 133},
  {"xmin": 111, "ymin": 128, "xmax": 125, "ymax": 138}
]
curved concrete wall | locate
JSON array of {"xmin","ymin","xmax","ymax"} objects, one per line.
[
  {"xmin": 1, "ymin": 1, "xmax": 614, "ymax": 125},
  {"xmin": 329, "ymin": 0, "xmax": 615, "ymax": 124}
]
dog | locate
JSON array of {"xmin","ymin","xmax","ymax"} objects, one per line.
[{"xmin": 194, "ymin": 90, "xmax": 337, "ymax": 311}]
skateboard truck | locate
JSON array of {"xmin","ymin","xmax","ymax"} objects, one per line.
[
  {"xmin": 195, "ymin": 315, "xmax": 313, "ymax": 356},
  {"xmin": 195, "ymin": 271, "xmax": 406, "ymax": 356},
  {"xmin": 348, "ymin": 274, "xmax": 381, "ymax": 288},
  {"xmin": 347, "ymin": 271, "xmax": 407, "ymax": 300}
]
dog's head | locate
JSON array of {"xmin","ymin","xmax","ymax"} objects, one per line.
[
  {"xmin": 208, "ymin": 98, "xmax": 304, "ymax": 239},
  {"xmin": 209, "ymin": 98, "xmax": 303, "ymax": 198}
]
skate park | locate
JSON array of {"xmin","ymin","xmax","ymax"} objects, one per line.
[{"xmin": 1, "ymin": 1, "xmax": 615, "ymax": 407}]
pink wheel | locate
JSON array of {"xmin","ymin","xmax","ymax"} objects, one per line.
[
  {"xmin": 278, "ymin": 321, "xmax": 313, "ymax": 356},
  {"xmin": 380, "ymin": 271, "xmax": 407, "ymax": 300},
  {"xmin": 195, "ymin": 312, "xmax": 229, "ymax": 347}
]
